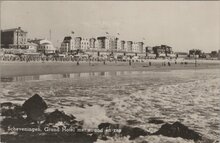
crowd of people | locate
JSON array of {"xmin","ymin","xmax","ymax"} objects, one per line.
[
  {"xmin": 0, "ymin": 49, "xmax": 184, "ymax": 67},
  {"xmin": 0, "ymin": 52, "xmax": 148, "ymax": 63},
  {"xmin": 0, "ymin": 54, "xmax": 182, "ymax": 69}
]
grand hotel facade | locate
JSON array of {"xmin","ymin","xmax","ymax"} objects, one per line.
[{"xmin": 60, "ymin": 35, "xmax": 146, "ymax": 57}]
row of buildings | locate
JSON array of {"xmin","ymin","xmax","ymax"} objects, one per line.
[
  {"xmin": 60, "ymin": 36, "xmax": 148, "ymax": 57},
  {"xmin": 2, "ymin": 27, "xmax": 219, "ymax": 60},
  {"xmin": 1, "ymin": 27, "xmax": 175, "ymax": 58}
]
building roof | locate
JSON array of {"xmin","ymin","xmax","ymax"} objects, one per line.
[
  {"xmin": 1, "ymin": 27, "xmax": 27, "ymax": 33},
  {"xmin": 97, "ymin": 36, "xmax": 107, "ymax": 40},
  {"xmin": 28, "ymin": 39, "xmax": 52, "ymax": 45},
  {"xmin": 27, "ymin": 42, "xmax": 38, "ymax": 46},
  {"xmin": 63, "ymin": 36, "xmax": 72, "ymax": 41},
  {"xmin": 75, "ymin": 37, "xmax": 82, "ymax": 40},
  {"xmin": 39, "ymin": 39, "xmax": 53, "ymax": 45},
  {"xmin": 127, "ymin": 41, "xmax": 133, "ymax": 43},
  {"xmin": 28, "ymin": 39, "xmax": 43, "ymax": 44},
  {"xmin": 137, "ymin": 42, "xmax": 144, "ymax": 44}
]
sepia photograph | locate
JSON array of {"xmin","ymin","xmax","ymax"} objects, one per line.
[{"xmin": 0, "ymin": 1, "xmax": 220, "ymax": 143}]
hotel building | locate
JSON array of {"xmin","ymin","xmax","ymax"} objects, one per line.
[
  {"xmin": 89, "ymin": 38, "xmax": 96, "ymax": 49},
  {"xmin": 126, "ymin": 41, "xmax": 133, "ymax": 52},
  {"xmin": 29, "ymin": 39, "xmax": 56, "ymax": 54},
  {"xmin": 74, "ymin": 37, "xmax": 82, "ymax": 50},
  {"xmin": 1, "ymin": 27, "xmax": 28, "ymax": 49},
  {"xmin": 59, "ymin": 34, "xmax": 149, "ymax": 58},
  {"xmin": 60, "ymin": 36, "xmax": 75, "ymax": 53},
  {"xmin": 81, "ymin": 38, "xmax": 90, "ymax": 51}
]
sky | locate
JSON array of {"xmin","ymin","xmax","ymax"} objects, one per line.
[{"xmin": 1, "ymin": 1, "xmax": 219, "ymax": 52}]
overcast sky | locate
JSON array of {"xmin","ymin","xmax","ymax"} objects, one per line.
[{"xmin": 1, "ymin": 1, "xmax": 219, "ymax": 52}]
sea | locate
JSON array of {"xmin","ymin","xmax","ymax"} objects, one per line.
[{"xmin": 1, "ymin": 68, "xmax": 220, "ymax": 143}]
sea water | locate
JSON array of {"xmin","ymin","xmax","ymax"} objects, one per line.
[{"xmin": 1, "ymin": 69, "xmax": 219, "ymax": 143}]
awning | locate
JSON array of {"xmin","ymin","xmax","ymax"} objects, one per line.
[
  {"xmin": 126, "ymin": 53, "xmax": 136, "ymax": 56},
  {"xmin": 147, "ymin": 54, "xmax": 156, "ymax": 58},
  {"xmin": 167, "ymin": 54, "xmax": 176, "ymax": 58},
  {"xmin": 24, "ymin": 53, "xmax": 40, "ymax": 55}
]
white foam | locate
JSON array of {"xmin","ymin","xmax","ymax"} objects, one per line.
[{"xmin": 58, "ymin": 105, "xmax": 114, "ymax": 128}]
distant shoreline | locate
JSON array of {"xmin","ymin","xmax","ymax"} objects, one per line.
[{"xmin": 1, "ymin": 60, "xmax": 220, "ymax": 77}]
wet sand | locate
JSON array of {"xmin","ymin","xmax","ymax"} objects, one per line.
[{"xmin": 1, "ymin": 60, "xmax": 220, "ymax": 77}]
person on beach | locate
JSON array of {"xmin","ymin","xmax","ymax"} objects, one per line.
[
  {"xmin": 149, "ymin": 61, "xmax": 151, "ymax": 66},
  {"xmin": 77, "ymin": 59, "xmax": 79, "ymax": 65}
]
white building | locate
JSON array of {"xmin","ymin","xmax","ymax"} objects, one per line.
[
  {"xmin": 89, "ymin": 38, "xmax": 96, "ymax": 50},
  {"xmin": 117, "ymin": 40, "xmax": 126, "ymax": 52},
  {"xmin": 81, "ymin": 38, "xmax": 90, "ymax": 51},
  {"xmin": 133, "ymin": 42, "xmax": 139, "ymax": 53},
  {"xmin": 96, "ymin": 36, "xmax": 119, "ymax": 51},
  {"xmin": 30, "ymin": 39, "xmax": 56, "ymax": 54},
  {"xmin": 137, "ymin": 42, "xmax": 144, "ymax": 53},
  {"xmin": 125, "ymin": 41, "xmax": 133, "ymax": 52},
  {"xmin": 132, "ymin": 42, "xmax": 144, "ymax": 53},
  {"xmin": 40, "ymin": 39, "xmax": 56, "ymax": 54},
  {"xmin": 60, "ymin": 36, "xmax": 75, "ymax": 53},
  {"xmin": 26, "ymin": 42, "xmax": 38, "ymax": 53}
]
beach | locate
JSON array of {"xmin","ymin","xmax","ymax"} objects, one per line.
[{"xmin": 1, "ymin": 59, "xmax": 220, "ymax": 77}]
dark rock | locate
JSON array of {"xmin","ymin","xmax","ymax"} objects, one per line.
[
  {"xmin": 140, "ymin": 141, "xmax": 149, "ymax": 143},
  {"xmin": 121, "ymin": 126, "xmax": 149, "ymax": 140},
  {"xmin": 22, "ymin": 94, "xmax": 48, "ymax": 112},
  {"xmin": 2, "ymin": 105, "xmax": 24, "ymax": 118},
  {"xmin": 98, "ymin": 122, "xmax": 117, "ymax": 130},
  {"xmin": 98, "ymin": 122, "xmax": 150, "ymax": 140},
  {"xmin": 98, "ymin": 122, "xmax": 119, "ymax": 137},
  {"xmin": 148, "ymin": 118, "xmax": 164, "ymax": 124},
  {"xmin": 1, "ymin": 102, "xmax": 13, "ymax": 108},
  {"xmin": 1, "ymin": 132, "xmax": 97, "ymax": 143},
  {"xmin": 1, "ymin": 102, "xmax": 28, "ymax": 132},
  {"xmin": 1, "ymin": 117, "xmax": 27, "ymax": 131},
  {"xmin": 44, "ymin": 109, "xmax": 76, "ymax": 125},
  {"xmin": 126, "ymin": 119, "xmax": 142, "ymax": 125},
  {"xmin": 1, "ymin": 102, "xmax": 25, "ymax": 119},
  {"xmin": 22, "ymin": 94, "xmax": 47, "ymax": 122},
  {"xmin": 154, "ymin": 121, "xmax": 202, "ymax": 141},
  {"xmin": 100, "ymin": 136, "xmax": 108, "ymax": 141}
]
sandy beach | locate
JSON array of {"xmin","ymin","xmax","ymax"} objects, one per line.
[{"xmin": 1, "ymin": 60, "xmax": 220, "ymax": 77}]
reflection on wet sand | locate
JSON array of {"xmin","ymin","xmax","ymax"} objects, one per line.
[{"xmin": 1, "ymin": 71, "xmax": 149, "ymax": 82}]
